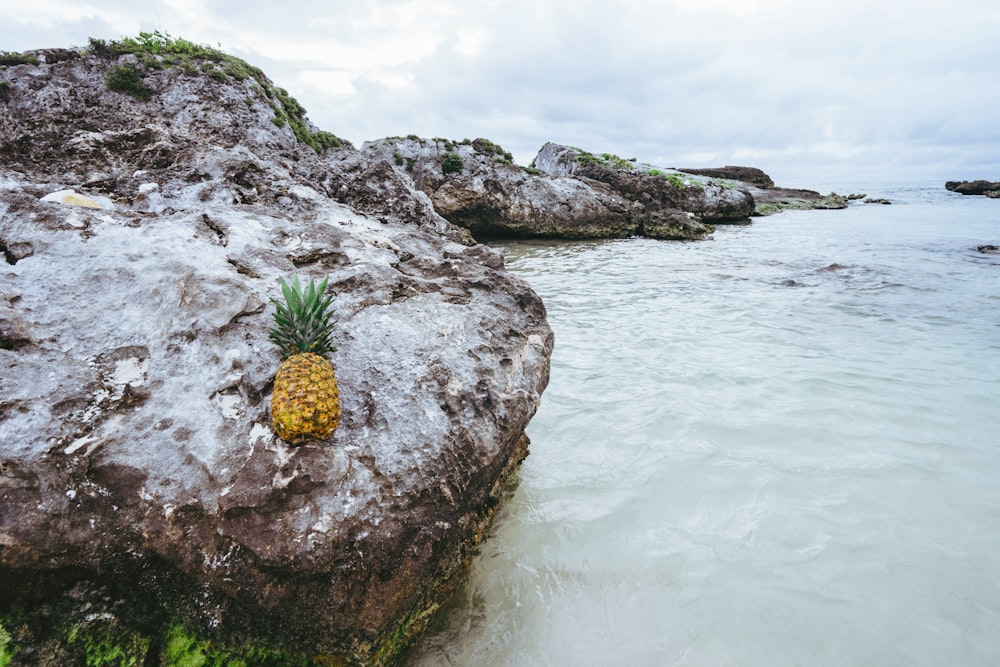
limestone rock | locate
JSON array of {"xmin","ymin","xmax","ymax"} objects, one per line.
[
  {"xmin": 946, "ymin": 180, "xmax": 1000, "ymax": 197},
  {"xmin": 0, "ymin": 44, "xmax": 552, "ymax": 665},
  {"xmin": 362, "ymin": 137, "xmax": 645, "ymax": 239},
  {"xmin": 748, "ymin": 186, "xmax": 849, "ymax": 216},
  {"xmin": 676, "ymin": 165, "xmax": 775, "ymax": 189},
  {"xmin": 533, "ymin": 142, "xmax": 755, "ymax": 224}
]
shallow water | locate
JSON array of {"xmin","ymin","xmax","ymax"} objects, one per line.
[{"xmin": 407, "ymin": 183, "xmax": 1000, "ymax": 666}]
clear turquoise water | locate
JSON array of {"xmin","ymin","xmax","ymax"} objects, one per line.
[{"xmin": 408, "ymin": 183, "xmax": 1000, "ymax": 666}]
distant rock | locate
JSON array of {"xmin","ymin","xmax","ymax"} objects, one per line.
[
  {"xmin": 362, "ymin": 137, "xmax": 653, "ymax": 240},
  {"xmin": 670, "ymin": 165, "xmax": 847, "ymax": 217},
  {"xmin": 977, "ymin": 244, "xmax": 999, "ymax": 254},
  {"xmin": 946, "ymin": 180, "xmax": 1000, "ymax": 197},
  {"xmin": 864, "ymin": 197, "xmax": 892, "ymax": 205},
  {"xmin": 676, "ymin": 165, "xmax": 775, "ymax": 189},
  {"xmin": 748, "ymin": 186, "xmax": 849, "ymax": 216},
  {"xmin": 0, "ymin": 40, "xmax": 551, "ymax": 665}
]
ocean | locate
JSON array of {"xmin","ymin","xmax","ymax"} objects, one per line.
[{"xmin": 407, "ymin": 182, "xmax": 1000, "ymax": 666}]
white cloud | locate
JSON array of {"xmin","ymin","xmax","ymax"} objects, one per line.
[{"xmin": 2, "ymin": 0, "xmax": 1000, "ymax": 182}]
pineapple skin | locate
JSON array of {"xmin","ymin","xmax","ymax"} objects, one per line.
[{"xmin": 271, "ymin": 352, "xmax": 340, "ymax": 444}]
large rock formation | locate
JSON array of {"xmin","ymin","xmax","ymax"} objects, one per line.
[
  {"xmin": 364, "ymin": 138, "xmax": 740, "ymax": 241},
  {"xmin": 0, "ymin": 40, "xmax": 551, "ymax": 665},
  {"xmin": 676, "ymin": 166, "xmax": 849, "ymax": 215},
  {"xmin": 361, "ymin": 140, "xmax": 848, "ymax": 243},
  {"xmin": 946, "ymin": 180, "xmax": 1000, "ymax": 197}
]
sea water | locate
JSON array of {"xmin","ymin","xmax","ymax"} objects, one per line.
[{"xmin": 407, "ymin": 182, "xmax": 1000, "ymax": 666}]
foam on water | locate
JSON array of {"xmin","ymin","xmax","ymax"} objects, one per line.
[{"xmin": 408, "ymin": 183, "xmax": 1000, "ymax": 666}]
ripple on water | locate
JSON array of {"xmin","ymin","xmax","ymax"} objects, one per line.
[{"xmin": 409, "ymin": 184, "xmax": 1000, "ymax": 667}]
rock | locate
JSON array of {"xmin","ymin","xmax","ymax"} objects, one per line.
[
  {"xmin": 676, "ymin": 165, "xmax": 775, "ymax": 189},
  {"xmin": 39, "ymin": 189, "xmax": 102, "ymax": 208},
  {"xmin": 864, "ymin": 197, "xmax": 892, "ymax": 205},
  {"xmin": 847, "ymin": 193, "xmax": 867, "ymax": 200},
  {"xmin": 946, "ymin": 180, "xmax": 1000, "ymax": 196},
  {"xmin": 976, "ymin": 244, "xmax": 999, "ymax": 254},
  {"xmin": 0, "ymin": 41, "xmax": 552, "ymax": 665},
  {"xmin": 362, "ymin": 137, "xmax": 650, "ymax": 239},
  {"xmin": 749, "ymin": 187, "xmax": 849, "ymax": 216},
  {"xmin": 533, "ymin": 142, "xmax": 755, "ymax": 224}
]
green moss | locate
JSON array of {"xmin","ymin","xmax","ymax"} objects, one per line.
[
  {"xmin": 0, "ymin": 622, "xmax": 15, "ymax": 667},
  {"xmin": 162, "ymin": 622, "xmax": 310, "ymax": 667},
  {"xmin": 405, "ymin": 157, "xmax": 417, "ymax": 172},
  {"xmin": 521, "ymin": 165, "xmax": 542, "ymax": 176},
  {"xmin": 67, "ymin": 618, "xmax": 150, "ymax": 667},
  {"xmin": 105, "ymin": 63, "xmax": 154, "ymax": 100},
  {"xmin": 441, "ymin": 152, "xmax": 463, "ymax": 175}
]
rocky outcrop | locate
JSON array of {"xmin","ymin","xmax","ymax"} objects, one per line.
[
  {"xmin": 362, "ymin": 137, "xmax": 649, "ymax": 239},
  {"xmin": 532, "ymin": 142, "xmax": 756, "ymax": 223},
  {"xmin": 677, "ymin": 165, "xmax": 775, "ymax": 189},
  {"xmin": 361, "ymin": 139, "xmax": 847, "ymax": 242},
  {"xmin": 744, "ymin": 186, "xmax": 849, "ymax": 216},
  {"xmin": 946, "ymin": 180, "xmax": 1000, "ymax": 197},
  {"xmin": 676, "ymin": 167, "xmax": 848, "ymax": 216},
  {"xmin": 0, "ymin": 42, "xmax": 551, "ymax": 666}
]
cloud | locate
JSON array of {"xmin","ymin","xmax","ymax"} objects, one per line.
[{"xmin": 3, "ymin": 0, "xmax": 1000, "ymax": 182}]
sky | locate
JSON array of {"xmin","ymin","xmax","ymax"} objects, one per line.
[{"xmin": 3, "ymin": 0, "xmax": 1000, "ymax": 186}]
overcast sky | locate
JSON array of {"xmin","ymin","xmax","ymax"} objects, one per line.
[{"xmin": 3, "ymin": 0, "xmax": 999, "ymax": 186}]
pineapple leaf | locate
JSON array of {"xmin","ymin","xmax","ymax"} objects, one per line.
[{"xmin": 270, "ymin": 275, "xmax": 336, "ymax": 358}]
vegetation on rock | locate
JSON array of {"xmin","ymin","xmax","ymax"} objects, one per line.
[
  {"xmin": 0, "ymin": 51, "xmax": 39, "ymax": 66},
  {"xmin": 89, "ymin": 31, "xmax": 348, "ymax": 153},
  {"xmin": 574, "ymin": 149, "xmax": 635, "ymax": 170},
  {"xmin": 442, "ymin": 152, "xmax": 464, "ymax": 175},
  {"xmin": 105, "ymin": 62, "xmax": 154, "ymax": 100}
]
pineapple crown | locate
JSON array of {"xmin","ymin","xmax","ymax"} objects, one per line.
[{"xmin": 269, "ymin": 276, "xmax": 336, "ymax": 359}]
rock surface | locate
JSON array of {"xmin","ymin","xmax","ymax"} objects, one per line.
[
  {"xmin": 677, "ymin": 165, "xmax": 775, "ymax": 189},
  {"xmin": 946, "ymin": 180, "xmax": 1000, "ymax": 197},
  {"xmin": 362, "ymin": 137, "xmax": 646, "ymax": 239},
  {"xmin": 0, "ymin": 45, "xmax": 551, "ymax": 665}
]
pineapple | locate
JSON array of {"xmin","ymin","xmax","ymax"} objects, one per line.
[{"xmin": 269, "ymin": 276, "xmax": 340, "ymax": 444}]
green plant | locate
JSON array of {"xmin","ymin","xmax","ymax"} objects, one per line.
[
  {"xmin": 67, "ymin": 619, "xmax": 150, "ymax": 667},
  {"xmin": 574, "ymin": 149, "xmax": 632, "ymax": 170},
  {"xmin": 0, "ymin": 51, "xmax": 39, "ymax": 66},
  {"xmin": 405, "ymin": 157, "xmax": 417, "ymax": 172},
  {"xmin": 434, "ymin": 137, "xmax": 456, "ymax": 152},
  {"xmin": 0, "ymin": 621, "xmax": 14, "ymax": 667},
  {"xmin": 90, "ymin": 31, "xmax": 350, "ymax": 153},
  {"xmin": 105, "ymin": 63, "xmax": 153, "ymax": 100},
  {"xmin": 0, "ymin": 81, "xmax": 10, "ymax": 103},
  {"xmin": 441, "ymin": 152, "xmax": 463, "ymax": 175},
  {"xmin": 664, "ymin": 173, "xmax": 685, "ymax": 188},
  {"xmin": 648, "ymin": 169, "xmax": 663, "ymax": 176},
  {"xmin": 521, "ymin": 165, "xmax": 542, "ymax": 176},
  {"xmin": 393, "ymin": 152, "xmax": 405, "ymax": 167},
  {"xmin": 472, "ymin": 138, "xmax": 514, "ymax": 163}
]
